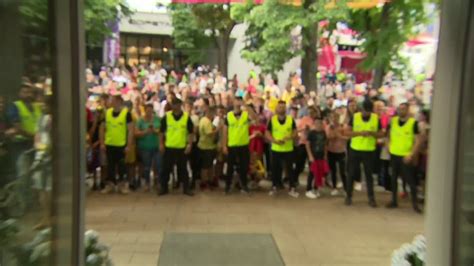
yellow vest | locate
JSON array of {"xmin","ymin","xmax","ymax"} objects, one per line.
[
  {"xmin": 227, "ymin": 111, "xmax": 249, "ymax": 147},
  {"xmin": 165, "ymin": 111, "xmax": 189, "ymax": 149},
  {"xmin": 105, "ymin": 108, "xmax": 129, "ymax": 147},
  {"xmin": 14, "ymin": 101, "xmax": 42, "ymax": 137},
  {"xmin": 351, "ymin": 112, "xmax": 378, "ymax": 152},
  {"xmin": 389, "ymin": 117, "xmax": 415, "ymax": 156},
  {"xmin": 271, "ymin": 115, "xmax": 294, "ymax": 152}
]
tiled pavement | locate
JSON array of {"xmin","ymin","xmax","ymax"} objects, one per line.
[{"xmin": 86, "ymin": 188, "xmax": 424, "ymax": 266}]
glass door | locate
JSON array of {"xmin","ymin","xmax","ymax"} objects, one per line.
[{"xmin": 453, "ymin": 2, "xmax": 474, "ymax": 265}]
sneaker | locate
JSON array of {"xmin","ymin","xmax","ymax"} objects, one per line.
[
  {"xmin": 248, "ymin": 181, "xmax": 258, "ymax": 190},
  {"xmin": 344, "ymin": 197, "xmax": 352, "ymax": 206},
  {"xmin": 413, "ymin": 205, "xmax": 423, "ymax": 214},
  {"xmin": 269, "ymin": 187, "xmax": 277, "ymax": 196},
  {"xmin": 354, "ymin": 182, "xmax": 362, "ymax": 191},
  {"xmin": 368, "ymin": 200, "xmax": 377, "ymax": 208},
  {"xmin": 305, "ymin": 190, "xmax": 318, "ymax": 199},
  {"xmin": 240, "ymin": 189, "xmax": 251, "ymax": 196},
  {"xmin": 288, "ymin": 188, "xmax": 299, "ymax": 198},
  {"xmin": 100, "ymin": 184, "xmax": 114, "ymax": 194},
  {"xmin": 158, "ymin": 189, "xmax": 169, "ymax": 196},
  {"xmin": 330, "ymin": 189, "xmax": 339, "ymax": 196},
  {"xmin": 183, "ymin": 190, "xmax": 194, "ymax": 197},
  {"xmin": 119, "ymin": 182, "xmax": 130, "ymax": 195}
]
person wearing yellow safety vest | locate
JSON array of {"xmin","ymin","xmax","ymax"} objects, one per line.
[
  {"xmin": 7, "ymin": 82, "xmax": 42, "ymax": 179},
  {"xmin": 265, "ymin": 101, "xmax": 299, "ymax": 198},
  {"xmin": 345, "ymin": 100, "xmax": 384, "ymax": 207},
  {"xmin": 159, "ymin": 98, "xmax": 195, "ymax": 196},
  {"xmin": 100, "ymin": 95, "xmax": 134, "ymax": 195},
  {"xmin": 9, "ymin": 83, "xmax": 42, "ymax": 144},
  {"xmin": 386, "ymin": 103, "xmax": 422, "ymax": 213},
  {"xmin": 222, "ymin": 96, "xmax": 257, "ymax": 195}
]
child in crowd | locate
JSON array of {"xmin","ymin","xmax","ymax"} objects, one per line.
[
  {"xmin": 249, "ymin": 116, "xmax": 266, "ymax": 188},
  {"xmin": 305, "ymin": 118, "xmax": 329, "ymax": 199}
]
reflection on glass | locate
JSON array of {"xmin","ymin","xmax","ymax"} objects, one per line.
[{"xmin": 0, "ymin": 0, "xmax": 53, "ymax": 265}]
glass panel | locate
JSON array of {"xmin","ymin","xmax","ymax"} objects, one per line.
[
  {"xmin": 0, "ymin": 0, "xmax": 53, "ymax": 265},
  {"xmin": 151, "ymin": 37, "xmax": 161, "ymax": 50},
  {"xmin": 455, "ymin": 5, "xmax": 474, "ymax": 265}
]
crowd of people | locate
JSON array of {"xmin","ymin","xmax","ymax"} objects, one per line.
[
  {"xmin": 0, "ymin": 62, "xmax": 429, "ymax": 225},
  {"xmin": 84, "ymin": 62, "xmax": 430, "ymax": 213}
]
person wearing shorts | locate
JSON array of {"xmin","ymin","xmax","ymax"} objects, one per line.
[{"xmin": 198, "ymin": 106, "xmax": 218, "ymax": 190}]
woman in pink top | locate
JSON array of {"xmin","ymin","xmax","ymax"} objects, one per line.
[{"xmin": 326, "ymin": 111, "xmax": 348, "ymax": 196}]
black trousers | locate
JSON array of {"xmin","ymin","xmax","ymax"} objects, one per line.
[
  {"xmin": 189, "ymin": 144, "xmax": 201, "ymax": 184},
  {"xmin": 347, "ymin": 150, "xmax": 375, "ymax": 201},
  {"xmin": 347, "ymin": 145, "xmax": 361, "ymax": 182},
  {"xmin": 272, "ymin": 151, "xmax": 296, "ymax": 189},
  {"xmin": 225, "ymin": 146, "xmax": 250, "ymax": 191},
  {"xmin": 379, "ymin": 159, "xmax": 391, "ymax": 191},
  {"xmin": 264, "ymin": 142, "xmax": 272, "ymax": 175},
  {"xmin": 328, "ymin": 151, "xmax": 347, "ymax": 190},
  {"xmin": 294, "ymin": 144, "xmax": 307, "ymax": 178},
  {"xmin": 106, "ymin": 145, "xmax": 126, "ymax": 184},
  {"xmin": 390, "ymin": 155, "xmax": 418, "ymax": 206},
  {"xmin": 161, "ymin": 148, "xmax": 189, "ymax": 192}
]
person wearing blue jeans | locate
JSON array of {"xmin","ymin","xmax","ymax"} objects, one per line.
[{"xmin": 135, "ymin": 104, "xmax": 161, "ymax": 192}]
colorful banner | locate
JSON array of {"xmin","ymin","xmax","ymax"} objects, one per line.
[{"xmin": 171, "ymin": 0, "xmax": 386, "ymax": 8}]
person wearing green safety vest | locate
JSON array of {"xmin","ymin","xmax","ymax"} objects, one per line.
[
  {"xmin": 386, "ymin": 103, "xmax": 422, "ymax": 213},
  {"xmin": 7, "ymin": 82, "xmax": 42, "ymax": 181},
  {"xmin": 345, "ymin": 100, "xmax": 384, "ymax": 208},
  {"xmin": 159, "ymin": 98, "xmax": 195, "ymax": 197},
  {"xmin": 222, "ymin": 96, "xmax": 257, "ymax": 195},
  {"xmin": 100, "ymin": 95, "xmax": 134, "ymax": 195},
  {"xmin": 265, "ymin": 100, "xmax": 298, "ymax": 198},
  {"xmin": 10, "ymin": 83, "xmax": 42, "ymax": 143}
]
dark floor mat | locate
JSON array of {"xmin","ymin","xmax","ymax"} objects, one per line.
[{"xmin": 158, "ymin": 233, "xmax": 285, "ymax": 266}]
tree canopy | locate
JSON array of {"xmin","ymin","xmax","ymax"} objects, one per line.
[
  {"xmin": 349, "ymin": 0, "xmax": 432, "ymax": 88},
  {"xmin": 232, "ymin": 0, "xmax": 348, "ymax": 89},
  {"xmin": 19, "ymin": 0, "xmax": 131, "ymax": 45},
  {"xmin": 170, "ymin": 4, "xmax": 236, "ymax": 75}
]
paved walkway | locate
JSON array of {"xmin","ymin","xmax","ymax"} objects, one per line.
[{"xmin": 86, "ymin": 188, "xmax": 424, "ymax": 266}]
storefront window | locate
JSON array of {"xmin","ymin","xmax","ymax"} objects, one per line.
[{"xmin": 0, "ymin": 0, "xmax": 54, "ymax": 265}]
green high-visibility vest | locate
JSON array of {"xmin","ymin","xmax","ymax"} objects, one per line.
[
  {"xmin": 105, "ymin": 108, "xmax": 129, "ymax": 147},
  {"xmin": 227, "ymin": 111, "xmax": 249, "ymax": 147},
  {"xmin": 165, "ymin": 111, "xmax": 189, "ymax": 149},
  {"xmin": 350, "ymin": 112, "xmax": 378, "ymax": 152},
  {"xmin": 14, "ymin": 101, "xmax": 42, "ymax": 137},
  {"xmin": 271, "ymin": 115, "xmax": 294, "ymax": 152},
  {"xmin": 389, "ymin": 116, "xmax": 415, "ymax": 156}
]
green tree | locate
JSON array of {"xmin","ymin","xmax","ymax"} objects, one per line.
[
  {"xmin": 19, "ymin": 0, "xmax": 131, "ymax": 45},
  {"xmin": 232, "ymin": 0, "xmax": 348, "ymax": 91},
  {"xmin": 170, "ymin": 4, "xmax": 236, "ymax": 77},
  {"xmin": 349, "ymin": 1, "xmax": 431, "ymax": 89}
]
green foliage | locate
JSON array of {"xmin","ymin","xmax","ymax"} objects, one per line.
[
  {"xmin": 170, "ymin": 4, "xmax": 235, "ymax": 65},
  {"xmin": 349, "ymin": 0, "xmax": 430, "ymax": 77},
  {"xmin": 0, "ymin": 219, "xmax": 18, "ymax": 248},
  {"xmin": 19, "ymin": 0, "xmax": 131, "ymax": 45},
  {"xmin": 232, "ymin": 0, "xmax": 348, "ymax": 75}
]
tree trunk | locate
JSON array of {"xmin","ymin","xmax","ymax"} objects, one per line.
[
  {"xmin": 216, "ymin": 35, "xmax": 229, "ymax": 78},
  {"xmin": 301, "ymin": 22, "xmax": 318, "ymax": 92},
  {"xmin": 215, "ymin": 24, "xmax": 234, "ymax": 79},
  {"xmin": 371, "ymin": 3, "xmax": 390, "ymax": 90},
  {"xmin": 372, "ymin": 67, "xmax": 385, "ymax": 90}
]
